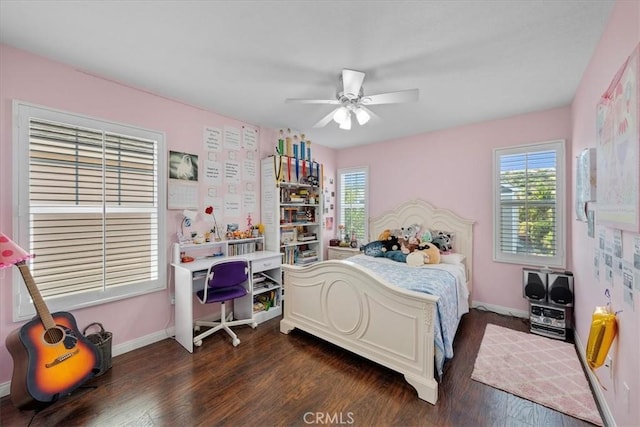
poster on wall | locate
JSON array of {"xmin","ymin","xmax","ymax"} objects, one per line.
[
  {"xmin": 169, "ymin": 151, "xmax": 198, "ymax": 182},
  {"xmin": 596, "ymin": 43, "xmax": 640, "ymax": 232}
]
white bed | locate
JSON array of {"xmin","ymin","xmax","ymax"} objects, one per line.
[{"xmin": 280, "ymin": 199, "xmax": 474, "ymax": 404}]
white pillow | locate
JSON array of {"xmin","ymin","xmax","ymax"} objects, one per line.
[{"xmin": 440, "ymin": 253, "xmax": 465, "ymax": 264}]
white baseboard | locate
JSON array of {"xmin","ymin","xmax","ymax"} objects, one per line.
[
  {"xmin": 471, "ymin": 300, "xmax": 529, "ymax": 318},
  {"xmin": 0, "ymin": 381, "xmax": 8, "ymax": 399},
  {"xmin": 0, "ymin": 326, "xmax": 175, "ymax": 399},
  {"xmin": 574, "ymin": 333, "xmax": 615, "ymax": 427}
]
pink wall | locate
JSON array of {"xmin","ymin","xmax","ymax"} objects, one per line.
[
  {"xmin": 571, "ymin": 1, "xmax": 639, "ymax": 425},
  {"xmin": 0, "ymin": 44, "xmax": 336, "ymax": 385},
  {"xmin": 1, "ymin": 3, "xmax": 637, "ymax": 423},
  {"xmin": 337, "ymin": 107, "xmax": 573, "ymax": 311}
]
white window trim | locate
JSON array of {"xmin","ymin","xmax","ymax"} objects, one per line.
[
  {"xmin": 492, "ymin": 139, "xmax": 566, "ymax": 269},
  {"xmin": 337, "ymin": 166, "xmax": 369, "ymax": 244},
  {"xmin": 12, "ymin": 100, "xmax": 167, "ymax": 321}
]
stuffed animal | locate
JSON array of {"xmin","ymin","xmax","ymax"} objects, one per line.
[
  {"xmin": 431, "ymin": 230, "xmax": 454, "ymax": 252},
  {"xmin": 406, "ymin": 242, "xmax": 441, "ymax": 266},
  {"xmin": 399, "ymin": 236, "xmax": 420, "ymax": 254},
  {"xmin": 381, "ymin": 235, "xmax": 400, "ymax": 253},
  {"xmin": 403, "ymin": 223, "xmax": 422, "ymax": 241},
  {"xmin": 406, "ymin": 251, "xmax": 428, "ymax": 267},
  {"xmin": 418, "ymin": 242, "xmax": 441, "ymax": 264},
  {"xmin": 421, "ymin": 230, "xmax": 432, "ymax": 243},
  {"xmin": 378, "ymin": 229, "xmax": 392, "ymax": 241}
]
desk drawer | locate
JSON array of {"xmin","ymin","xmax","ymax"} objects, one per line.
[{"xmin": 252, "ymin": 256, "xmax": 281, "ymax": 273}]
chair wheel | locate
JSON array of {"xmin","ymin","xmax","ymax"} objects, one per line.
[
  {"xmin": 194, "ymin": 326, "xmax": 201, "ymax": 332},
  {"xmin": 251, "ymin": 322, "xmax": 258, "ymax": 329},
  {"xmin": 194, "ymin": 340, "xmax": 202, "ymax": 347},
  {"xmin": 232, "ymin": 338, "xmax": 240, "ymax": 347}
]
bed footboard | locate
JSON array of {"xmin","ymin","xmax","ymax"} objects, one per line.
[{"xmin": 280, "ymin": 260, "xmax": 439, "ymax": 404}]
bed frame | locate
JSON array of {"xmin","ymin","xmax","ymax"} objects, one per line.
[{"xmin": 280, "ymin": 199, "xmax": 474, "ymax": 404}]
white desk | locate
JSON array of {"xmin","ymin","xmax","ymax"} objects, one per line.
[{"xmin": 172, "ymin": 250, "xmax": 282, "ymax": 353}]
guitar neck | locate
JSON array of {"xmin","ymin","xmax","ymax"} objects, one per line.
[{"xmin": 16, "ymin": 261, "xmax": 56, "ymax": 330}]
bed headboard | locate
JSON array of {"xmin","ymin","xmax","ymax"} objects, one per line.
[{"xmin": 369, "ymin": 199, "xmax": 475, "ymax": 292}]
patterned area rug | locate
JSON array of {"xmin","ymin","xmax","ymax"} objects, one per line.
[{"xmin": 471, "ymin": 324, "xmax": 602, "ymax": 426}]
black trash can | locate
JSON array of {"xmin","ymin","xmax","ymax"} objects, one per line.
[{"xmin": 83, "ymin": 322, "xmax": 113, "ymax": 376}]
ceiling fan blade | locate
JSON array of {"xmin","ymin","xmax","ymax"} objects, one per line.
[
  {"xmin": 361, "ymin": 88, "xmax": 419, "ymax": 105},
  {"xmin": 286, "ymin": 98, "xmax": 341, "ymax": 104},
  {"xmin": 342, "ymin": 69, "xmax": 365, "ymax": 98},
  {"xmin": 358, "ymin": 105, "xmax": 381, "ymax": 123},
  {"xmin": 312, "ymin": 108, "xmax": 339, "ymax": 128}
]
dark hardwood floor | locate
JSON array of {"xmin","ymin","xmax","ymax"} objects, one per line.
[{"xmin": 0, "ymin": 309, "xmax": 600, "ymax": 427}]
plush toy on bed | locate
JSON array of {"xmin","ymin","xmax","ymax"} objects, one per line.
[
  {"xmin": 406, "ymin": 242, "xmax": 441, "ymax": 267},
  {"xmin": 376, "ymin": 229, "xmax": 402, "ymax": 253},
  {"xmin": 431, "ymin": 230, "xmax": 454, "ymax": 252},
  {"xmin": 381, "ymin": 235, "xmax": 400, "ymax": 252},
  {"xmin": 403, "ymin": 223, "xmax": 422, "ymax": 241},
  {"xmin": 399, "ymin": 235, "xmax": 420, "ymax": 254}
]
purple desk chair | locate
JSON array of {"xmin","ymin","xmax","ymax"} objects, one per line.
[{"xmin": 193, "ymin": 259, "xmax": 257, "ymax": 347}]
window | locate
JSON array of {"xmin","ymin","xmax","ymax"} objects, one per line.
[
  {"xmin": 493, "ymin": 140, "xmax": 565, "ymax": 268},
  {"xmin": 338, "ymin": 167, "xmax": 368, "ymax": 243},
  {"xmin": 13, "ymin": 101, "xmax": 166, "ymax": 320}
]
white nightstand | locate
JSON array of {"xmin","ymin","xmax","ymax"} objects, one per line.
[{"xmin": 327, "ymin": 246, "xmax": 360, "ymax": 260}]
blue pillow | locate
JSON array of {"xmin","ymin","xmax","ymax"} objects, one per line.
[
  {"xmin": 383, "ymin": 250, "xmax": 407, "ymax": 263},
  {"xmin": 361, "ymin": 240, "xmax": 384, "ymax": 257}
]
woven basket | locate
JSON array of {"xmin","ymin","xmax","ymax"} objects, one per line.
[{"xmin": 83, "ymin": 322, "xmax": 113, "ymax": 376}]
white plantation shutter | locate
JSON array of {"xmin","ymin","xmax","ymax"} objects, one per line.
[
  {"xmin": 338, "ymin": 167, "xmax": 368, "ymax": 243},
  {"xmin": 13, "ymin": 102, "xmax": 166, "ymax": 320},
  {"xmin": 493, "ymin": 140, "xmax": 565, "ymax": 268}
]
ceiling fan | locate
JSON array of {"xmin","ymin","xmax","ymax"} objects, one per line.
[{"xmin": 285, "ymin": 69, "xmax": 419, "ymax": 130}]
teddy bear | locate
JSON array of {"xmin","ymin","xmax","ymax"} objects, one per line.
[
  {"xmin": 377, "ymin": 229, "xmax": 392, "ymax": 241},
  {"xmin": 399, "ymin": 235, "xmax": 420, "ymax": 254}
]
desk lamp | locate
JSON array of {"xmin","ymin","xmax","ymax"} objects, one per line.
[
  {"xmin": 0, "ymin": 232, "xmax": 33, "ymax": 271},
  {"xmin": 179, "ymin": 209, "xmax": 198, "ymax": 243}
]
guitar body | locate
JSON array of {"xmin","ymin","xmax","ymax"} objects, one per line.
[{"xmin": 5, "ymin": 311, "xmax": 101, "ymax": 410}]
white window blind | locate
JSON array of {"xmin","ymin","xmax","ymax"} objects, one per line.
[
  {"xmin": 338, "ymin": 167, "xmax": 368, "ymax": 243},
  {"xmin": 13, "ymin": 102, "xmax": 166, "ymax": 320},
  {"xmin": 493, "ymin": 140, "xmax": 565, "ymax": 268}
]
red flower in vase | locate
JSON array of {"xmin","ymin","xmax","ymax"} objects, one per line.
[{"xmin": 205, "ymin": 206, "xmax": 214, "ymax": 215}]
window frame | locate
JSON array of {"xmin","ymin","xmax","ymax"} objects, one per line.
[
  {"xmin": 337, "ymin": 166, "xmax": 369, "ymax": 244},
  {"xmin": 12, "ymin": 100, "xmax": 167, "ymax": 321},
  {"xmin": 492, "ymin": 139, "xmax": 566, "ymax": 268}
]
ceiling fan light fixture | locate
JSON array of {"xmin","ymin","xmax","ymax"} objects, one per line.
[
  {"xmin": 339, "ymin": 113, "xmax": 352, "ymax": 130},
  {"xmin": 332, "ymin": 106, "xmax": 349, "ymax": 124},
  {"xmin": 354, "ymin": 107, "xmax": 371, "ymax": 125}
]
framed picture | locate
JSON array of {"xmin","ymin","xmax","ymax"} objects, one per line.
[
  {"xmin": 325, "ymin": 217, "xmax": 334, "ymax": 230},
  {"xmin": 596, "ymin": 44, "xmax": 639, "ymax": 232},
  {"xmin": 169, "ymin": 151, "xmax": 199, "ymax": 182}
]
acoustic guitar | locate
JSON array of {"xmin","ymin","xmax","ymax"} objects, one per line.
[{"xmin": 5, "ymin": 261, "xmax": 101, "ymax": 410}]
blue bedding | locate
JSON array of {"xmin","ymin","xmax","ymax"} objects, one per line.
[{"xmin": 347, "ymin": 254, "xmax": 467, "ymax": 378}]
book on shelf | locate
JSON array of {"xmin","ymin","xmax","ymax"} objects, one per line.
[
  {"xmin": 297, "ymin": 234, "xmax": 316, "ymax": 242},
  {"xmin": 296, "ymin": 256, "xmax": 318, "ymax": 265}
]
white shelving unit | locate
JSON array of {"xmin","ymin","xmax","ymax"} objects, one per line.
[{"xmin": 261, "ymin": 156, "xmax": 323, "ymax": 267}]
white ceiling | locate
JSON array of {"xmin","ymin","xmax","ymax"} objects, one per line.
[{"xmin": 0, "ymin": 1, "xmax": 614, "ymax": 149}]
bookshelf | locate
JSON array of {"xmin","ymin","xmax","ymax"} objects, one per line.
[{"xmin": 261, "ymin": 156, "xmax": 323, "ymax": 267}]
